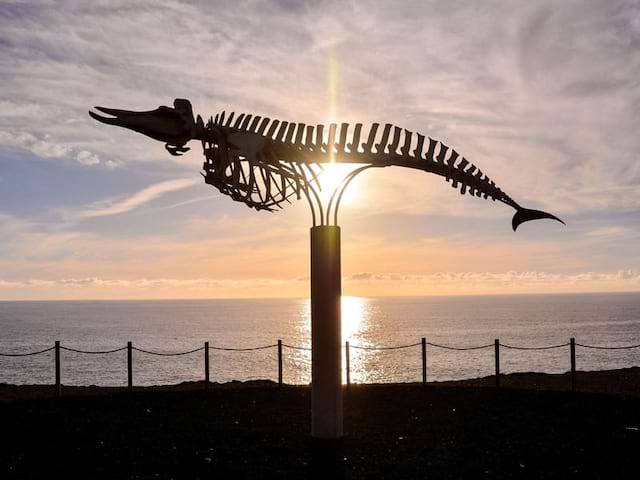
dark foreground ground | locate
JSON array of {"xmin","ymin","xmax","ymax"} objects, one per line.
[{"xmin": 2, "ymin": 368, "xmax": 640, "ymax": 479}]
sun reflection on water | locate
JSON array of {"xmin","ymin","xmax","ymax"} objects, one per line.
[
  {"xmin": 342, "ymin": 296, "xmax": 366, "ymax": 341},
  {"xmin": 291, "ymin": 296, "xmax": 374, "ymax": 385}
]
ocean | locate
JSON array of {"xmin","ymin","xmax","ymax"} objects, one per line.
[{"xmin": 1, "ymin": 293, "xmax": 640, "ymax": 386}]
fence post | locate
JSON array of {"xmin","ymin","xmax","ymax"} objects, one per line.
[
  {"xmin": 494, "ymin": 339, "xmax": 500, "ymax": 389},
  {"xmin": 127, "ymin": 341, "xmax": 133, "ymax": 391},
  {"xmin": 204, "ymin": 341, "xmax": 210, "ymax": 388},
  {"xmin": 421, "ymin": 337, "xmax": 427, "ymax": 384},
  {"xmin": 277, "ymin": 339, "xmax": 283, "ymax": 386},
  {"xmin": 570, "ymin": 337, "xmax": 576, "ymax": 393},
  {"xmin": 55, "ymin": 340, "xmax": 61, "ymax": 398},
  {"xmin": 345, "ymin": 341, "xmax": 350, "ymax": 387}
]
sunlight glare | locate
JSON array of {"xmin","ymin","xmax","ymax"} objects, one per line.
[
  {"xmin": 317, "ymin": 163, "xmax": 362, "ymax": 206},
  {"xmin": 327, "ymin": 47, "xmax": 338, "ymax": 164},
  {"xmin": 322, "ymin": 49, "xmax": 367, "ymax": 210}
]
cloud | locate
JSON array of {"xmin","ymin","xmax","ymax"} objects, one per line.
[
  {"xmin": 1, "ymin": 270, "xmax": 638, "ymax": 300},
  {"xmin": 76, "ymin": 150, "xmax": 100, "ymax": 166},
  {"xmin": 0, "ymin": 275, "xmax": 308, "ymax": 300},
  {"xmin": 0, "ymin": 0, "xmax": 638, "ymax": 219},
  {"xmin": 348, "ymin": 272, "xmax": 373, "ymax": 281},
  {"xmin": 345, "ymin": 270, "xmax": 640, "ymax": 288},
  {"xmin": 162, "ymin": 194, "xmax": 220, "ymax": 210},
  {"xmin": 1, "ymin": 1, "xmax": 639, "ymax": 300},
  {"xmin": 356, "ymin": 270, "xmax": 640, "ymax": 283},
  {"xmin": 587, "ymin": 226, "xmax": 627, "ymax": 237},
  {"xmin": 73, "ymin": 178, "xmax": 200, "ymax": 219},
  {"xmin": 0, "ymin": 129, "xmax": 106, "ymax": 167},
  {"xmin": 0, "ymin": 277, "xmax": 300, "ymax": 289},
  {"xmin": 0, "ymin": 130, "xmax": 71, "ymax": 158}
]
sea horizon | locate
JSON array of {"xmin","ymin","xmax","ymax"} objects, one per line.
[{"xmin": 3, "ymin": 289, "xmax": 640, "ymax": 303}]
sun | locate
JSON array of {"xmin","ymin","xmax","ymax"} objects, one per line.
[{"xmin": 317, "ymin": 163, "xmax": 366, "ymax": 209}]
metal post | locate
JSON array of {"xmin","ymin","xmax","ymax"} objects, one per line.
[
  {"xmin": 55, "ymin": 340, "xmax": 61, "ymax": 398},
  {"xmin": 311, "ymin": 225, "xmax": 343, "ymax": 439},
  {"xmin": 345, "ymin": 341, "xmax": 350, "ymax": 387},
  {"xmin": 204, "ymin": 341, "xmax": 210, "ymax": 388},
  {"xmin": 494, "ymin": 339, "xmax": 500, "ymax": 389},
  {"xmin": 570, "ymin": 337, "xmax": 576, "ymax": 392},
  {"xmin": 278, "ymin": 339, "xmax": 283, "ymax": 386},
  {"xmin": 127, "ymin": 341, "xmax": 133, "ymax": 390},
  {"xmin": 421, "ymin": 337, "xmax": 427, "ymax": 384}
]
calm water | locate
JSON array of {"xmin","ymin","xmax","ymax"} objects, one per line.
[{"xmin": 1, "ymin": 293, "xmax": 640, "ymax": 386}]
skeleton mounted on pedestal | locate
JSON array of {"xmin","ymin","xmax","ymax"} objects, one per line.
[{"xmin": 90, "ymin": 98, "xmax": 564, "ymax": 230}]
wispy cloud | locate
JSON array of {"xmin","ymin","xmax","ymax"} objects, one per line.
[
  {"xmin": 73, "ymin": 178, "xmax": 200, "ymax": 220},
  {"xmin": 162, "ymin": 194, "xmax": 220, "ymax": 210},
  {"xmin": 587, "ymin": 226, "xmax": 627, "ymax": 237}
]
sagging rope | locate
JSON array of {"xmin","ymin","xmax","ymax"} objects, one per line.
[
  {"xmin": 0, "ymin": 346, "xmax": 56, "ymax": 357},
  {"xmin": 132, "ymin": 346, "xmax": 205, "ymax": 356},
  {"xmin": 576, "ymin": 343, "xmax": 640, "ymax": 350},
  {"xmin": 426, "ymin": 342, "xmax": 494, "ymax": 351},
  {"xmin": 61, "ymin": 346, "xmax": 128, "ymax": 354},
  {"xmin": 500, "ymin": 342, "xmax": 570, "ymax": 350},
  {"xmin": 350, "ymin": 342, "xmax": 422, "ymax": 351}
]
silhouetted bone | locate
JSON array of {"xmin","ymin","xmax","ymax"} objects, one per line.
[
  {"xmin": 337, "ymin": 123, "xmax": 348, "ymax": 152},
  {"xmin": 284, "ymin": 123, "xmax": 296, "ymax": 144},
  {"xmin": 400, "ymin": 129, "xmax": 412, "ymax": 157},
  {"xmin": 375, "ymin": 124, "xmax": 392, "ymax": 154},
  {"xmin": 225, "ymin": 111, "xmax": 234, "ymax": 127},
  {"xmin": 315, "ymin": 125, "xmax": 324, "ymax": 151},
  {"xmin": 327, "ymin": 124, "xmax": 337, "ymax": 153},
  {"xmin": 233, "ymin": 113, "xmax": 245, "ymax": 129},
  {"xmin": 347, "ymin": 124, "xmax": 362, "ymax": 153},
  {"xmin": 362, "ymin": 123, "xmax": 379, "ymax": 153},
  {"xmin": 412, "ymin": 133, "xmax": 425, "ymax": 161},
  {"xmin": 388, "ymin": 126, "xmax": 402, "ymax": 155},
  {"xmin": 257, "ymin": 117, "xmax": 270, "ymax": 135},
  {"xmin": 274, "ymin": 121, "xmax": 288, "ymax": 142},
  {"xmin": 305, "ymin": 125, "xmax": 314, "ymax": 149},
  {"xmin": 265, "ymin": 119, "xmax": 279, "ymax": 139},
  {"xmin": 425, "ymin": 137, "xmax": 437, "ymax": 163},
  {"xmin": 249, "ymin": 116, "xmax": 261, "ymax": 132},
  {"xmin": 294, "ymin": 123, "xmax": 305, "ymax": 146}
]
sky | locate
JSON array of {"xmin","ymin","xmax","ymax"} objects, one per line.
[{"xmin": 1, "ymin": 0, "xmax": 640, "ymax": 300}]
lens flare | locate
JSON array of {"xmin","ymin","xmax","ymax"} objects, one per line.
[{"xmin": 328, "ymin": 48, "xmax": 338, "ymax": 164}]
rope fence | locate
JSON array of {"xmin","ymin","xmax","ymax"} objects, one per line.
[{"xmin": 1, "ymin": 337, "xmax": 639, "ymax": 396}]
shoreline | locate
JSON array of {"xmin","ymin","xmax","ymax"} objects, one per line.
[{"xmin": 2, "ymin": 366, "xmax": 639, "ymax": 402}]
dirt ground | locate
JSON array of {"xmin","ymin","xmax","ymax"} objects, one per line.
[{"xmin": 2, "ymin": 368, "xmax": 640, "ymax": 479}]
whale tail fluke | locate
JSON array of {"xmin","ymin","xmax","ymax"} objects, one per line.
[{"xmin": 512, "ymin": 207, "xmax": 565, "ymax": 232}]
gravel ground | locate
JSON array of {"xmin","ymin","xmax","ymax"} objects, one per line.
[{"xmin": 2, "ymin": 368, "xmax": 640, "ymax": 479}]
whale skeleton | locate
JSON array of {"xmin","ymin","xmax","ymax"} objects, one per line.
[{"xmin": 90, "ymin": 98, "xmax": 564, "ymax": 230}]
